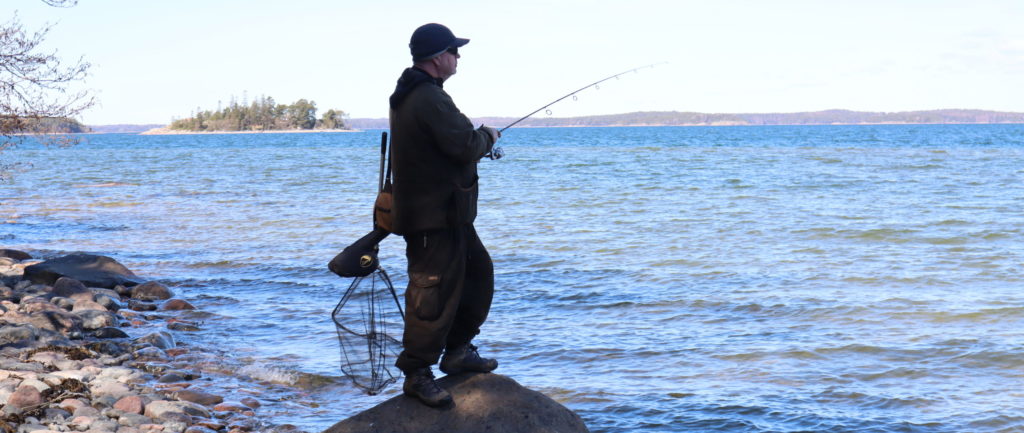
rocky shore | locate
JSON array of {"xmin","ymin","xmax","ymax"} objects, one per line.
[{"xmin": 0, "ymin": 250, "xmax": 297, "ymax": 433}]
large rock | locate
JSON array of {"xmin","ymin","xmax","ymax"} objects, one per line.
[
  {"xmin": 0, "ymin": 324, "xmax": 68, "ymax": 349},
  {"xmin": 0, "ymin": 249, "xmax": 32, "ymax": 261},
  {"xmin": 23, "ymin": 254, "xmax": 142, "ymax": 289},
  {"xmin": 322, "ymin": 373, "xmax": 590, "ymax": 433}
]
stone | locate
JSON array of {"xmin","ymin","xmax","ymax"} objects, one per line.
[
  {"xmin": 0, "ymin": 325, "xmax": 45, "ymax": 349},
  {"xmin": 23, "ymin": 254, "xmax": 142, "ymax": 289},
  {"xmin": 52, "ymin": 369, "xmax": 93, "ymax": 382},
  {"xmin": 130, "ymin": 282, "xmax": 173, "ymax": 301},
  {"xmin": 96, "ymin": 366, "xmax": 133, "ymax": 381},
  {"xmin": 115, "ymin": 285, "xmax": 133, "ymax": 297},
  {"xmin": 157, "ymin": 373, "xmax": 186, "ymax": 383},
  {"xmin": 174, "ymin": 390, "xmax": 223, "ymax": 406},
  {"xmin": 211, "ymin": 402, "xmax": 249, "ymax": 414},
  {"xmin": 167, "ymin": 322, "xmax": 200, "ymax": 332},
  {"xmin": 76, "ymin": 310, "xmax": 119, "ymax": 330},
  {"xmin": 72, "ymin": 299, "xmax": 108, "ymax": 313},
  {"xmin": 0, "ymin": 249, "xmax": 32, "ymax": 261},
  {"xmin": 94, "ymin": 295, "xmax": 121, "ymax": 311},
  {"xmin": 27, "ymin": 310, "xmax": 83, "ymax": 333},
  {"xmin": 133, "ymin": 347, "xmax": 169, "ymax": 361},
  {"xmin": 22, "ymin": 300, "xmax": 64, "ymax": 314},
  {"xmin": 128, "ymin": 300, "xmax": 158, "ymax": 311},
  {"xmin": 44, "ymin": 406, "xmax": 71, "ymax": 420},
  {"xmin": 238, "ymin": 397, "xmax": 260, "ymax": 409},
  {"xmin": 183, "ymin": 427, "xmax": 218, "ymax": 433},
  {"xmin": 90, "ymin": 379, "xmax": 132, "ymax": 399},
  {"xmin": 192, "ymin": 420, "xmax": 225, "ymax": 431},
  {"xmin": 321, "ymin": 373, "xmax": 591, "ymax": 433},
  {"xmin": 136, "ymin": 332, "xmax": 175, "ymax": 350},
  {"xmin": 163, "ymin": 421, "xmax": 188, "ymax": 433},
  {"xmin": 144, "ymin": 400, "xmax": 210, "ymax": 420},
  {"xmin": 118, "ymin": 413, "xmax": 153, "ymax": 427},
  {"xmin": 51, "ymin": 278, "xmax": 92, "ymax": 299},
  {"xmin": 19, "ymin": 378, "xmax": 50, "ymax": 393},
  {"xmin": 8, "ymin": 385, "xmax": 43, "ymax": 409},
  {"xmin": 159, "ymin": 299, "xmax": 194, "ymax": 311},
  {"xmin": 70, "ymin": 415, "xmax": 95, "ymax": 429},
  {"xmin": 93, "ymin": 327, "xmax": 129, "ymax": 339},
  {"xmin": 114, "ymin": 395, "xmax": 146, "ymax": 414},
  {"xmin": 74, "ymin": 407, "xmax": 102, "ymax": 419},
  {"xmin": 50, "ymin": 297, "xmax": 75, "ymax": 311},
  {"xmin": 59, "ymin": 398, "xmax": 88, "ymax": 413}
]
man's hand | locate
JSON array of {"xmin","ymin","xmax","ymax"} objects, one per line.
[{"xmin": 480, "ymin": 125, "xmax": 500, "ymax": 144}]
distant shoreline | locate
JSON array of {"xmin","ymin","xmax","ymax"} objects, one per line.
[{"xmin": 139, "ymin": 127, "xmax": 359, "ymax": 135}]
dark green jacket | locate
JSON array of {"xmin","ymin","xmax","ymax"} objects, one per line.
[{"xmin": 389, "ymin": 68, "xmax": 494, "ymax": 235}]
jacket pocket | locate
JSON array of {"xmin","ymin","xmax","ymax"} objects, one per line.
[
  {"xmin": 408, "ymin": 272, "xmax": 443, "ymax": 321},
  {"xmin": 450, "ymin": 175, "xmax": 479, "ymax": 226}
]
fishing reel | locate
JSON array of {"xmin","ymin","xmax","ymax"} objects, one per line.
[{"xmin": 487, "ymin": 146, "xmax": 504, "ymax": 160}]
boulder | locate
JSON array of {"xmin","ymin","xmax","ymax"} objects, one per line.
[
  {"xmin": 23, "ymin": 254, "xmax": 141, "ymax": 289},
  {"xmin": 0, "ymin": 249, "xmax": 32, "ymax": 261},
  {"xmin": 321, "ymin": 373, "xmax": 590, "ymax": 433},
  {"xmin": 131, "ymin": 282, "xmax": 173, "ymax": 301}
]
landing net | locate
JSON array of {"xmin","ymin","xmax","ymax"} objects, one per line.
[{"xmin": 331, "ymin": 267, "xmax": 405, "ymax": 395}]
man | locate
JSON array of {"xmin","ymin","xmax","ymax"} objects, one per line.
[{"xmin": 388, "ymin": 23, "xmax": 501, "ymax": 407}]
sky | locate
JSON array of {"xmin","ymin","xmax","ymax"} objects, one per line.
[{"xmin": 8, "ymin": 0, "xmax": 1024, "ymax": 125}]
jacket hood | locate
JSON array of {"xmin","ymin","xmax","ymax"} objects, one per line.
[{"xmin": 389, "ymin": 67, "xmax": 444, "ymax": 109}]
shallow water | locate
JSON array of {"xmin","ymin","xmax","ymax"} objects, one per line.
[{"xmin": 2, "ymin": 125, "xmax": 1023, "ymax": 432}]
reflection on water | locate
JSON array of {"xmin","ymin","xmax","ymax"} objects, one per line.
[{"xmin": 2, "ymin": 125, "xmax": 1024, "ymax": 432}]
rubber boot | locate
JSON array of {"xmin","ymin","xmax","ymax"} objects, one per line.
[
  {"xmin": 440, "ymin": 344, "xmax": 499, "ymax": 375},
  {"xmin": 402, "ymin": 367, "xmax": 452, "ymax": 407}
]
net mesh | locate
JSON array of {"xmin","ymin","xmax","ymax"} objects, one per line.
[{"xmin": 331, "ymin": 267, "xmax": 405, "ymax": 395}]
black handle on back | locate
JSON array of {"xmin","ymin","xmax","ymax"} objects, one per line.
[{"xmin": 379, "ymin": 132, "xmax": 388, "ymax": 193}]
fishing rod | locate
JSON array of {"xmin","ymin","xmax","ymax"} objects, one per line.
[{"xmin": 486, "ymin": 62, "xmax": 665, "ymax": 160}]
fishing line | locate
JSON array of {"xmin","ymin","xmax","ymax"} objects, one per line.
[{"xmin": 487, "ymin": 62, "xmax": 665, "ymax": 160}]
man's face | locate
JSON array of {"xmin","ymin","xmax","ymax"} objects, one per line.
[{"xmin": 434, "ymin": 48, "xmax": 460, "ymax": 81}]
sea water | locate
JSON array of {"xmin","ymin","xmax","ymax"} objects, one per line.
[{"xmin": 2, "ymin": 125, "xmax": 1023, "ymax": 432}]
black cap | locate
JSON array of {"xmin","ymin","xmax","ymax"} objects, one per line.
[{"xmin": 409, "ymin": 23, "xmax": 469, "ymax": 61}]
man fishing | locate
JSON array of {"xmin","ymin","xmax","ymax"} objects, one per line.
[{"xmin": 388, "ymin": 22, "xmax": 501, "ymax": 407}]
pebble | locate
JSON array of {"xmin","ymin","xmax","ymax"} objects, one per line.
[{"xmin": 238, "ymin": 398, "xmax": 260, "ymax": 409}]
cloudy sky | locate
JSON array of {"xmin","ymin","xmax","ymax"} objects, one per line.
[{"xmin": 10, "ymin": 0, "xmax": 1024, "ymax": 124}]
